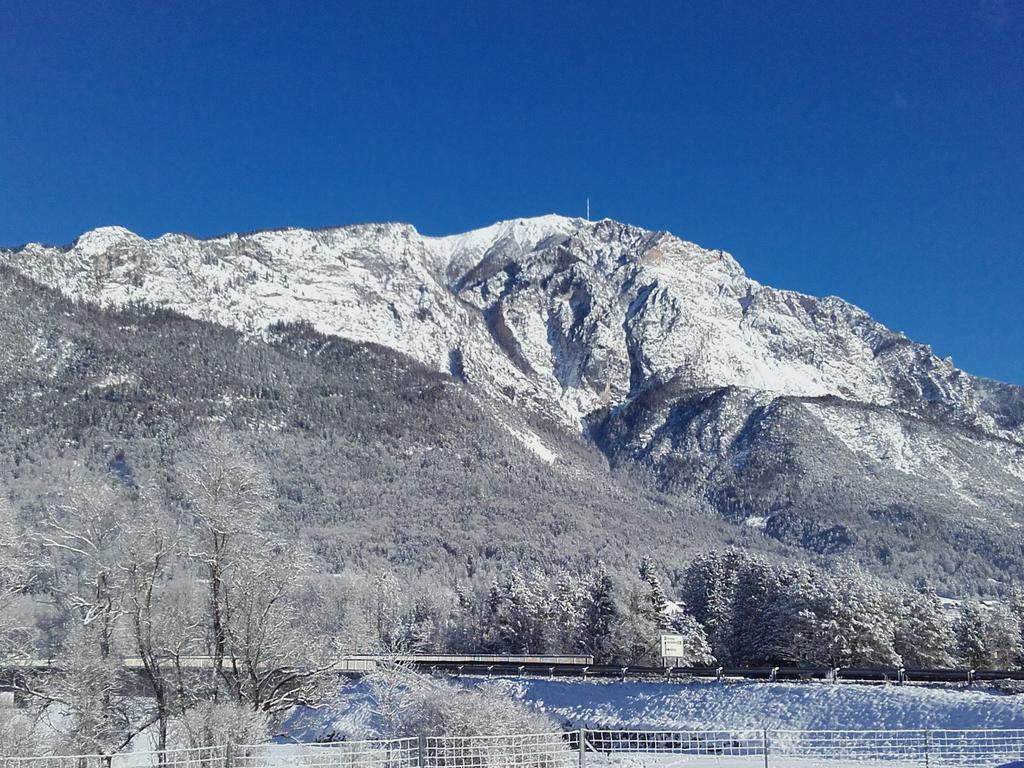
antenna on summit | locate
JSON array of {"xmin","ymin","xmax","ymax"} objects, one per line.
[{"xmin": 586, "ymin": 197, "xmax": 590, "ymax": 221}]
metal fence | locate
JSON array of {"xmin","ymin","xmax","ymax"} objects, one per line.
[
  {"xmin": 581, "ymin": 728, "xmax": 1024, "ymax": 766},
  {"xmin": 233, "ymin": 740, "xmax": 419, "ymax": 768},
  {"xmin": 4, "ymin": 729, "xmax": 1024, "ymax": 768},
  {"xmin": 424, "ymin": 732, "xmax": 578, "ymax": 768},
  {"xmin": 0, "ymin": 746, "xmax": 224, "ymax": 768}
]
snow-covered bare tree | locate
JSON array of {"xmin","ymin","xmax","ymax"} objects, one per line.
[
  {"xmin": 27, "ymin": 470, "xmax": 136, "ymax": 753},
  {"xmin": 366, "ymin": 656, "xmax": 421, "ymax": 738},
  {"xmin": 177, "ymin": 430, "xmax": 334, "ymax": 721},
  {"xmin": 221, "ymin": 540, "xmax": 334, "ymax": 715},
  {"xmin": 366, "ymin": 661, "xmax": 559, "ymax": 739},
  {"xmin": 177, "ymin": 429, "xmax": 275, "ymax": 697},
  {"xmin": 47, "ymin": 621, "xmax": 134, "ymax": 754},
  {"xmin": 120, "ymin": 489, "xmax": 200, "ymax": 754},
  {"xmin": 0, "ymin": 493, "xmax": 35, "ymax": 665},
  {"xmin": 0, "ymin": 707, "xmax": 41, "ymax": 757},
  {"xmin": 367, "ymin": 571, "xmax": 404, "ymax": 651},
  {"xmin": 33, "ymin": 471, "xmax": 125, "ymax": 661}
]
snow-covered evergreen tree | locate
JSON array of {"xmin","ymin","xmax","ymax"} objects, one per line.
[
  {"xmin": 681, "ymin": 550, "xmax": 743, "ymax": 661},
  {"xmin": 766, "ymin": 565, "xmax": 831, "ymax": 665},
  {"xmin": 894, "ymin": 588, "xmax": 954, "ymax": 669},
  {"xmin": 550, "ymin": 569, "xmax": 588, "ymax": 651},
  {"xmin": 669, "ymin": 609, "xmax": 715, "ymax": 666},
  {"xmin": 581, "ymin": 564, "xmax": 618, "ymax": 660},
  {"xmin": 955, "ymin": 601, "xmax": 999, "ymax": 668},
  {"xmin": 830, "ymin": 566, "xmax": 901, "ymax": 667},
  {"xmin": 484, "ymin": 567, "xmax": 548, "ymax": 653},
  {"xmin": 728, "ymin": 554, "xmax": 781, "ymax": 665},
  {"xmin": 984, "ymin": 604, "xmax": 1021, "ymax": 669},
  {"xmin": 639, "ymin": 556, "xmax": 671, "ymax": 630}
]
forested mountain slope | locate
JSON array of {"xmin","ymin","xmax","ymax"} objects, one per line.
[
  {"xmin": 0, "ymin": 266, "xmax": 763, "ymax": 584},
  {"xmin": 2, "ymin": 214, "xmax": 1023, "ymax": 592}
]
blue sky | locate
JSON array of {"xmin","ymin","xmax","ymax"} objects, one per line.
[{"xmin": 1, "ymin": 1, "xmax": 1021, "ymax": 383}]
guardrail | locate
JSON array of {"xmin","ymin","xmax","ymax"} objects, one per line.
[
  {"xmin": 405, "ymin": 660, "xmax": 1024, "ymax": 685},
  {"xmin": 4, "ymin": 657, "xmax": 1023, "ymax": 688},
  {"xmin": 4, "ymin": 729, "xmax": 1024, "ymax": 768}
]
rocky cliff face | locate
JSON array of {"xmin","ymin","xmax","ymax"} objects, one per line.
[{"xmin": 4, "ymin": 215, "xmax": 1023, "ymax": 566}]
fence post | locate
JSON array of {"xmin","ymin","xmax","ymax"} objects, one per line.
[
  {"xmin": 418, "ymin": 735, "xmax": 428, "ymax": 768},
  {"xmin": 763, "ymin": 728, "xmax": 770, "ymax": 768},
  {"xmin": 578, "ymin": 728, "xmax": 586, "ymax": 768},
  {"xmin": 924, "ymin": 730, "xmax": 930, "ymax": 768},
  {"xmin": 224, "ymin": 743, "xmax": 233, "ymax": 768}
]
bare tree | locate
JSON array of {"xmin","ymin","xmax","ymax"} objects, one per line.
[
  {"xmin": 177, "ymin": 429, "xmax": 274, "ymax": 697},
  {"xmin": 48, "ymin": 621, "xmax": 134, "ymax": 754},
  {"xmin": 364, "ymin": 656, "xmax": 420, "ymax": 738},
  {"xmin": 120, "ymin": 489, "xmax": 202, "ymax": 755},
  {"xmin": 33, "ymin": 471, "xmax": 125, "ymax": 662},
  {"xmin": 366, "ymin": 661, "xmax": 559, "ymax": 739},
  {"xmin": 221, "ymin": 540, "xmax": 335, "ymax": 716},
  {"xmin": 177, "ymin": 429, "xmax": 335, "ymax": 722},
  {"xmin": 0, "ymin": 494, "xmax": 36, "ymax": 665},
  {"xmin": 23, "ymin": 472, "xmax": 137, "ymax": 753}
]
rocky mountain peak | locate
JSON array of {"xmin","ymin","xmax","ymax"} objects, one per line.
[{"xmin": 2, "ymin": 215, "xmax": 1023, "ymax": 573}]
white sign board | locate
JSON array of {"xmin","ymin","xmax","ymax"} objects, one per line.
[{"xmin": 660, "ymin": 633, "xmax": 687, "ymax": 659}]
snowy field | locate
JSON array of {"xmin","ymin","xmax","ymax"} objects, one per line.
[
  {"xmin": 495, "ymin": 678, "xmax": 1024, "ymax": 731},
  {"xmin": 284, "ymin": 677, "xmax": 1024, "ymax": 740}
]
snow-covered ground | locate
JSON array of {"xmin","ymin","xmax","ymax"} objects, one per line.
[
  {"xmin": 491, "ymin": 678, "xmax": 1024, "ymax": 731},
  {"xmin": 283, "ymin": 676, "xmax": 1024, "ymax": 742}
]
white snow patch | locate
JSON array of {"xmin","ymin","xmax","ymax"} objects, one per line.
[{"xmin": 506, "ymin": 424, "xmax": 557, "ymax": 464}]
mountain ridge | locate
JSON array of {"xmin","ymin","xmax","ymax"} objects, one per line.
[
  {"xmin": 3, "ymin": 215, "xmax": 1023, "ymax": 585},
  {"xmin": 5, "ymin": 215, "xmax": 1015, "ymax": 431}
]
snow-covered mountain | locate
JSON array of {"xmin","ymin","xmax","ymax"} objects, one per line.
[{"xmin": 4, "ymin": 215, "xmax": 1024, "ymax": 562}]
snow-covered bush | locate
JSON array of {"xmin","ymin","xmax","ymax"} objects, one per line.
[
  {"xmin": 367, "ymin": 661, "xmax": 559, "ymax": 738},
  {"xmin": 169, "ymin": 700, "xmax": 269, "ymax": 748},
  {"xmin": 0, "ymin": 707, "xmax": 41, "ymax": 757}
]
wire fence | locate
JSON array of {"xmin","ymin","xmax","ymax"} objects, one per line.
[
  {"xmin": 233, "ymin": 740, "xmax": 419, "ymax": 768},
  {"xmin": 0, "ymin": 746, "xmax": 224, "ymax": 768},
  {"xmin": 424, "ymin": 731, "xmax": 578, "ymax": 768},
  {"xmin": 4, "ymin": 729, "xmax": 1024, "ymax": 768}
]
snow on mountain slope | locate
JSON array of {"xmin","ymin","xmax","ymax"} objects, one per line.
[
  {"xmin": 3, "ymin": 215, "xmax": 1023, "ymax": 530},
  {"xmin": 2, "ymin": 216, "xmax": 1011, "ymax": 428}
]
